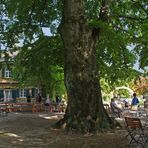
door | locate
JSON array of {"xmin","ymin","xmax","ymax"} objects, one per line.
[{"xmin": 4, "ymin": 89, "xmax": 12, "ymax": 102}]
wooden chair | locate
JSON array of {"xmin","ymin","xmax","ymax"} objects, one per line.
[
  {"xmin": 144, "ymin": 109, "xmax": 148, "ymax": 129},
  {"xmin": 124, "ymin": 117, "xmax": 148, "ymax": 148}
]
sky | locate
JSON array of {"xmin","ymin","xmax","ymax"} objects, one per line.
[{"xmin": 42, "ymin": 27, "xmax": 51, "ymax": 36}]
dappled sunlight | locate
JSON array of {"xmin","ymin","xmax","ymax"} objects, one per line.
[
  {"xmin": 18, "ymin": 138, "xmax": 23, "ymax": 142},
  {"xmin": 14, "ymin": 112, "xmax": 21, "ymax": 115},
  {"xmin": 11, "ymin": 138, "xmax": 24, "ymax": 144},
  {"xmin": 0, "ymin": 130, "xmax": 21, "ymax": 138},
  {"xmin": 4, "ymin": 132, "xmax": 20, "ymax": 138},
  {"xmin": 0, "ymin": 113, "xmax": 129, "ymax": 147},
  {"xmin": 0, "ymin": 131, "xmax": 24, "ymax": 144},
  {"xmin": 38, "ymin": 114, "xmax": 59, "ymax": 120},
  {"xmin": 0, "ymin": 130, "xmax": 5, "ymax": 134}
]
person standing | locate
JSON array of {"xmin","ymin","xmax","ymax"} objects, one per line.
[
  {"xmin": 131, "ymin": 93, "xmax": 139, "ymax": 111},
  {"xmin": 27, "ymin": 95, "xmax": 31, "ymax": 103},
  {"xmin": 44, "ymin": 94, "xmax": 51, "ymax": 113},
  {"xmin": 37, "ymin": 93, "xmax": 42, "ymax": 103},
  {"xmin": 45, "ymin": 94, "xmax": 50, "ymax": 105},
  {"xmin": 55, "ymin": 94, "xmax": 60, "ymax": 104}
]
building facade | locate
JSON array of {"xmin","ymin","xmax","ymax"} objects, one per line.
[{"xmin": 0, "ymin": 54, "xmax": 38, "ymax": 102}]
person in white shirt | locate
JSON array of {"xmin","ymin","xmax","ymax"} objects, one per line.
[{"xmin": 45, "ymin": 94, "xmax": 51, "ymax": 113}]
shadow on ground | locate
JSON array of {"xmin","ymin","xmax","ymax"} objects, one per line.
[{"xmin": 0, "ymin": 113, "xmax": 129, "ymax": 148}]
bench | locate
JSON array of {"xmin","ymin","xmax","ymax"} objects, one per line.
[{"xmin": 0, "ymin": 102, "xmax": 35, "ymax": 113}]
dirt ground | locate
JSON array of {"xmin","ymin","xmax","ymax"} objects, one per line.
[{"xmin": 0, "ymin": 112, "xmax": 129, "ymax": 148}]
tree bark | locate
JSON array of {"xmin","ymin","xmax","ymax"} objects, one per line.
[{"xmin": 57, "ymin": 0, "xmax": 114, "ymax": 133}]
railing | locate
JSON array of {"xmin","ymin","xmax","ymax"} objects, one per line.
[{"xmin": 0, "ymin": 102, "xmax": 66, "ymax": 114}]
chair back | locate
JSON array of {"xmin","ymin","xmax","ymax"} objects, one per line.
[
  {"xmin": 145, "ymin": 108, "xmax": 148, "ymax": 116},
  {"xmin": 125, "ymin": 117, "xmax": 142, "ymax": 129}
]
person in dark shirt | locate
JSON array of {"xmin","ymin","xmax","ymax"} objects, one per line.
[
  {"xmin": 27, "ymin": 95, "xmax": 31, "ymax": 103},
  {"xmin": 131, "ymin": 93, "xmax": 139, "ymax": 111},
  {"xmin": 38, "ymin": 93, "xmax": 42, "ymax": 103},
  {"xmin": 55, "ymin": 95, "xmax": 60, "ymax": 104},
  {"xmin": 36, "ymin": 93, "xmax": 42, "ymax": 103},
  {"xmin": 131, "ymin": 93, "xmax": 139, "ymax": 106}
]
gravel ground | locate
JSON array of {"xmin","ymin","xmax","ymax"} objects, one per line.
[{"xmin": 0, "ymin": 112, "xmax": 135, "ymax": 148}]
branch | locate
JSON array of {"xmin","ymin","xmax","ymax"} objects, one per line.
[
  {"xmin": 110, "ymin": 13, "xmax": 146, "ymax": 21},
  {"xmin": 131, "ymin": 0, "xmax": 148, "ymax": 16},
  {"xmin": 92, "ymin": 0, "xmax": 110, "ymax": 40},
  {"xmin": 138, "ymin": 3, "xmax": 148, "ymax": 16},
  {"xmin": 109, "ymin": 20, "xmax": 141, "ymax": 41},
  {"xmin": 28, "ymin": 1, "xmax": 35, "ymax": 25},
  {"xmin": 111, "ymin": 23, "xmax": 129, "ymax": 33},
  {"xmin": 40, "ymin": 0, "xmax": 47, "ymax": 26},
  {"xmin": 99, "ymin": 0, "xmax": 110, "ymax": 21}
]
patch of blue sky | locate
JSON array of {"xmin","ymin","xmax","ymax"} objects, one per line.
[
  {"xmin": 42, "ymin": 27, "xmax": 52, "ymax": 36},
  {"xmin": 127, "ymin": 45, "xmax": 147, "ymax": 73}
]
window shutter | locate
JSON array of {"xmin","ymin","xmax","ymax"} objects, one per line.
[
  {"xmin": 2, "ymin": 68, "xmax": 5, "ymax": 77},
  {"xmin": 16, "ymin": 89, "xmax": 19, "ymax": 98},
  {"xmin": 0, "ymin": 90, "xmax": 4, "ymax": 99},
  {"xmin": 12, "ymin": 90, "xmax": 16, "ymax": 99},
  {"xmin": 26, "ymin": 89, "xmax": 31, "ymax": 98},
  {"xmin": 12, "ymin": 90, "xmax": 17, "ymax": 102},
  {"xmin": 32, "ymin": 88, "xmax": 35, "ymax": 98}
]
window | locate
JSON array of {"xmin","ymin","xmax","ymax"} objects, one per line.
[
  {"xmin": 5, "ymin": 69, "xmax": 11, "ymax": 78},
  {"xmin": 19, "ymin": 89, "xmax": 26, "ymax": 98}
]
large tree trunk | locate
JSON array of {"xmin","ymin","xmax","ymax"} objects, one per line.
[{"xmin": 58, "ymin": 0, "xmax": 114, "ymax": 133}]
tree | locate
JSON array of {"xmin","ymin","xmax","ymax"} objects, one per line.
[
  {"xmin": 12, "ymin": 35, "xmax": 65, "ymax": 98},
  {"xmin": 133, "ymin": 76, "xmax": 148, "ymax": 95},
  {"xmin": 57, "ymin": 0, "xmax": 147, "ymax": 132},
  {"xmin": 0, "ymin": 0, "xmax": 147, "ymax": 133},
  {"xmin": 57, "ymin": 0, "xmax": 114, "ymax": 133}
]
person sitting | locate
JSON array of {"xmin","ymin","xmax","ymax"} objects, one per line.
[
  {"xmin": 110, "ymin": 98, "xmax": 122, "ymax": 118},
  {"xmin": 123, "ymin": 99, "xmax": 129, "ymax": 109}
]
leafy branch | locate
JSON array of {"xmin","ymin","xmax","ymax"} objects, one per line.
[
  {"xmin": 131, "ymin": 0, "xmax": 148, "ymax": 16},
  {"xmin": 110, "ymin": 13, "xmax": 146, "ymax": 21}
]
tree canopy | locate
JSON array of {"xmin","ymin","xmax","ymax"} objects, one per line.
[{"xmin": 0, "ymin": 0, "xmax": 147, "ymax": 84}]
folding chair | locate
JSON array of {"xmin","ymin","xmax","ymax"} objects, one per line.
[
  {"xmin": 144, "ymin": 109, "xmax": 148, "ymax": 129},
  {"xmin": 124, "ymin": 117, "xmax": 148, "ymax": 148}
]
